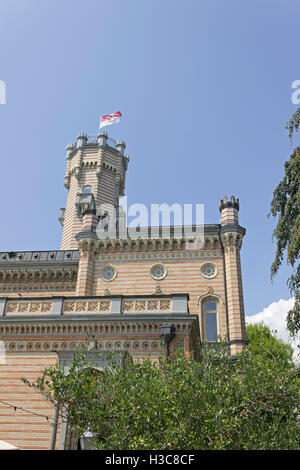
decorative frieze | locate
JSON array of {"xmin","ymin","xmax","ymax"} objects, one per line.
[
  {"xmin": 0, "ymin": 268, "xmax": 78, "ymax": 291},
  {"xmin": 0, "ymin": 320, "xmax": 192, "ymax": 336},
  {"xmin": 2, "ymin": 295, "xmax": 180, "ymax": 317},
  {"xmin": 95, "ymin": 250, "xmax": 222, "ymax": 263},
  {"xmin": 64, "ymin": 300, "xmax": 111, "ymax": 313},
  {"xmin": 6, "ymin": 301, "xmax": 52, "ymax": 315},
  {"xmin": 5, "ymin": 339, "xmax": 165, "ymax": 352},
  {"xmin": 122, "ymin": 298, "xmax": 171, "ymax": 313},
  {"xmin": 0, "ymin": 284, "xmax": 76, "ymax": 293}
]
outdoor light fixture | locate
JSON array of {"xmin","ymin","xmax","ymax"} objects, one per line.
[
  {"xmin": 79, "ymin": 426, "xmax": 96, "ymax": 450},
  {"xmin": 159, "ymin": 324, "xmax": 176, "ymax": 357}
]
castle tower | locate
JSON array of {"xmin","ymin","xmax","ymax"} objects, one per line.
[
  {"xmin": 59, "ymin": 132, "xmax": 129, "ymax": 250},
  {"xmin": 0, "ymin": 128, "xmax": 249, "ymax": 450},
  {"xmin": 219, "ymin": 196, "xmax": 247, "ymax": 356}
]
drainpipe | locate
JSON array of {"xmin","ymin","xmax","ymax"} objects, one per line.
[{"xmin": 216, "ymin": 225, "xmax": 230, "ymax": 347}]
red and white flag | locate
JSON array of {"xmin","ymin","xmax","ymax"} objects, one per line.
[{"xmin": 99, "ymin": 110, "xmax": 122, "ymax": 129}]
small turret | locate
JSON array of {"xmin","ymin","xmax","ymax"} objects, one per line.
[
  {"xmin": 116, "ymin": 140, "xmax": 126, "ymax": 155},
  {"xmin": 97, "ymin": 131, "xmax": 108, "ymax": 147},
  {"xmin": 76, "ymin": 133, "xmax": 88, "ymax": 148},
  {"xmin": 219, "ymin": 195, "xmax": 239, "ymax": 225}
]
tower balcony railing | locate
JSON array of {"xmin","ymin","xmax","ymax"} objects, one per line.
[
  {"xmin": 70, "ymin": 135, "xmax": 117, "ymax": 150},
  {"xmin": 87, "ymin": 134, "xmax": 117, "ymax": 148}
]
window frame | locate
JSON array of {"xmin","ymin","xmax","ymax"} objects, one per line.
[{"xmin": 200, "ymin": 295, "xmax": 220, "ymax": 343}]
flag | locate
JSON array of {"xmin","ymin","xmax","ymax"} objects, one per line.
[{"xmin": 99, "ymin": 111, "xmax": 122, "ymax": 129}]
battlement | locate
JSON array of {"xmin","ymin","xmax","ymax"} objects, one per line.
[
  {"xmin": 219, "ymin": 195, "xmax": 239, "ymax": 212},
  {"xmin": 219, "ymin": 195, "xmax": 240, "ymax": 225},
  {"xmin": 66, "ymin": 133, "xmax": 129, "ymax": 160}
]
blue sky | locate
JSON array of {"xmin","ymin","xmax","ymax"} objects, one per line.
[{"xmin": 0, "ymin": 0, "xmax": 299, "ymax": 317}]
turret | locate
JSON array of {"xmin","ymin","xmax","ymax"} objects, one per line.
[
  {"xmin": 218, "ymin": 195, "xmax": 246, "ymax": 357},
  {"xmin": 219, "ymin": 195, "xmax": 239, "ymax": 225}
]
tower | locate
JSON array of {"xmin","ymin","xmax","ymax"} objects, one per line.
[
  {"xmin": 219, "ymin": 196, "xmax": 246, "ymax": 356},
  {"xmin": 59, "ymin": 132, "xmax": 129, "ymax": 250}
]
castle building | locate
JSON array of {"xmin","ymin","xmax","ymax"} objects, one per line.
[{"xmin": 0, "ymin": 132, "xmax": 247, "ymax": 450}]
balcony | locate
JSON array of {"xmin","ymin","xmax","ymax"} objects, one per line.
[{"xmin": 0, "ymin": 294, "xmax": 189, "ymax": 317}]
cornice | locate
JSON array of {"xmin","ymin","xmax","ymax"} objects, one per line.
[
  {"xmin": 95, "ymin": 250, "xmax": 223, "ymax": 263},
  {"xmin": 0, "ymin": 313, "xmax": 198, "ymax": 325},
  {"xmin": 0, "ymin": 284, "xmax": 76, "ymax": 293},
  {"xmin": 219, "ymin": 224, "xmax": 246, "ymax": 237}
]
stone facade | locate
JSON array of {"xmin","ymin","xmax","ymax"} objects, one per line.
[{"xmin": 0, "ymin": 132, "xmax": 247, "ymax": 449}]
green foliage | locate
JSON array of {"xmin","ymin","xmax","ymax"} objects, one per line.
[
  {"xmin": 246, "ymin": 323, "xmax": 294, "ymax": 366},
  {"xmin": 269, "ymin": 110, "xmax": 300, "ymax": 337},
  {"xmin": 22, "ymin": 341, "xmax": 300, "ymax": 450},
  {"xmin": 286, "ymin": 108, "xmax": 300, "ymax": 140}
]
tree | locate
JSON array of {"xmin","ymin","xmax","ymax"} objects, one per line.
[
  {"xmin": 269, "ymin": 109, "xmax": 300, "ymax": 337},
  {"xmin": 22, "ymin": 341, "xmax": 300, "ymax": 450},
  {"xmin": 246, "ymin": 323, "xmax": 294, "ymax": 367}
]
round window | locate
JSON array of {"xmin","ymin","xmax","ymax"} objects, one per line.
[
  {"xmin": 150, "ymin": 264, "xmax": 167, "ymax": 280},
  {"xmin": 101, "ymin": 265, "xmax": 117, "ymax": 281},
  {"xmin": 201, "ymin": 263, "xmax": 217, "ymax": 278}
]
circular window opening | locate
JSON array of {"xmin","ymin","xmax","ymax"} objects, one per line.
[
  {"xmin": 150, "ymin": 264, "xmax": 167, "ymax": 280},
  {"xmin": 201, "ymin": 263, "xmax": 217, "ymax": 279},
  {"xmin": 101, "ymin": 265, "xmax": 117, "ymax": 282}
]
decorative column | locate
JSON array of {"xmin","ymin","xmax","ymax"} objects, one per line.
[{"xmin": 219, "ymin": 196, "xmax": 247, "ymax": 357}]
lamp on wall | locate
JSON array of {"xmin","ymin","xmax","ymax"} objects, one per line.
[
  {"xmin": 79, "ymin": 426, "xmax": 96, "ymax": 450},
  {"xmin": 159, "ymin": 325, "xmax": 176, "ymax": 358}
]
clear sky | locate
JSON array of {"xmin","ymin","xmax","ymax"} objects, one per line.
[{"xmin": 0, "ymin": 0, "xmax": 299, "ymax": 318}]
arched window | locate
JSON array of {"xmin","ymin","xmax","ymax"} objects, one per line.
[
  {"xmin": 203, "ymin": 300, "xmax": 218, "ymax": 342},
  {"xmin": 83, "ymin": 185, "xmax": 92, "ymax": 194}
]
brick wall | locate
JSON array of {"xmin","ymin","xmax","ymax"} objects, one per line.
[{"xmin": 0, "ymin": 352, "xmax": 59, "ymax": 450}]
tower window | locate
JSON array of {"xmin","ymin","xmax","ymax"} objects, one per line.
[
  {"xmin": 83, "ymin": 185, "xmax": 92, "ymax": 194},
  {"xmin": 204, "ymin": 301, "xmax": 218, "ymax": 342}
]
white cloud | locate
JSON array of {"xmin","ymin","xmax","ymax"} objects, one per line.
[{"xmin": 246, "ymin": 298, "xmax": 300, "ymax": 361}]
